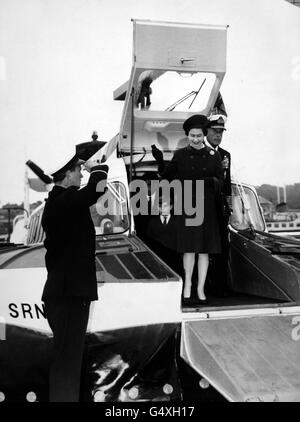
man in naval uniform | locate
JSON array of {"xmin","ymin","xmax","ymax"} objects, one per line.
[
  {"xmin": 42, "ymin": 148, "xmax": 108, "ymax": 402},
  {"xmin": 206, "ymin": 115, "xmax": 232, "ymax": 297},
  {"xmin": 206, "ymin": 115, "xmax": 231, "ymax": 199}
]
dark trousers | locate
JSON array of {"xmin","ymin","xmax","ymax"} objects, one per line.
[{"xmin": 44, "ymin": 297, "xmax": 90, "ymax": 402}]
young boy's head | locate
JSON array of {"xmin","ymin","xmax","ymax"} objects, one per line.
[{"xmin": 158, "ymin": 196, "xmax": 173, "ymax": 216}]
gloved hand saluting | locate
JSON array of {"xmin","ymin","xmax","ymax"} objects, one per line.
[
  {"xmin": 90, "ymin": 163, "xmax": 109, "ymax": 174},
  {"xmin": 84, "ymin": 153, "xmax": 107, "ymax": 173}
]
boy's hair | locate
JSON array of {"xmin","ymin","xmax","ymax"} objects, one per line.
[{"xmin": 158, "ymin": 194, "xmax": 174, "ymax": 207}]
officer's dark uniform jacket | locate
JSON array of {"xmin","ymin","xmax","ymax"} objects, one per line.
[
  {"xmin": 41, "ymin": 167, "xmax": 108, "ymax": 301},
  {"xmin": 217, "ymin": 146, "xmax": 231, "ymax": 197}
]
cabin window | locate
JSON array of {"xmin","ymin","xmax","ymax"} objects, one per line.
[
  {"xmin": 282, "ymin": 223, "xmax": 287, "ymax": 228},
  {"xmin": 230, "ymin": 185, "xmax": 265, "ymax": 232},
  {"xmin": 136, "ymin": 70, "xmax": 217, "ymax": 113},
  {"xmin": 289, "ymin": 223, "xmax": 294, "ymax": 227},
  {"xmin": 274, "ymin": 224, "xmax": 279, "ymax": 228},
  {"xmin": 297, "ymin": 224, "xmax": 300, "ymax": 227},
  {"xmin": 90, "ymin": 181, "xmax": 129, "ymax": 235},
  {"xmin": 26, "ymin": 208, "xmax": 46, "ymax": 245}
]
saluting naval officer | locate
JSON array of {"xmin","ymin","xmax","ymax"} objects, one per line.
[{"xmin": 42, "ymin": 147, "xmax": 108, "ymax": 402}]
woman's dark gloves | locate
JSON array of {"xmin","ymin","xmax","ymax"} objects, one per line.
[
  {"xmin": 151, "ymin": 145, "xmax": 163, "ymax": 163},
  {"xmin": 151, "ymin": 145, "xmax": 165, "ymax": 174},
  {"xmin": 204, "ymin": 177, "xmax": 218, "ymax": 189}
]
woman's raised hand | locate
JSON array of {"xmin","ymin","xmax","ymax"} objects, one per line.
[{"xmin": 151, "ymin": 144, "xmax": 164, "ymax": 163}]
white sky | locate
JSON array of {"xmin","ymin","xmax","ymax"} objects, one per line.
[{"xmin": 0, "ymin": 0, "xmax": 300, "ymax": 204}]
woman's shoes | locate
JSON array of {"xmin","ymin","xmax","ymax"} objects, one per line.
[
  {"xmin": 182, "ymin": 296, "xmax": 208, "ymax": 307},
  {"xmin": 182, "ymin": 296, "xmax": 196, "ymax": 307},
  {"xmin": 197, "ymin": 298, "xmax": 208, "ymax": 305},
  {"xmin": 197, "ymin": 291, "xmax": 207, "ymax": 305}
]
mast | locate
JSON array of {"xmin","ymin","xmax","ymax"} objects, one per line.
[
  {"xmin": 24, "ymin": 166, "xmax": 30, "ymax": 228},
  {"xmin": 276, "ymin": 186, "xmax": 281, "ymax": 204},
  {"xmin": 283, "ymin": 185, "xmax": 287, "ymax": 204}
]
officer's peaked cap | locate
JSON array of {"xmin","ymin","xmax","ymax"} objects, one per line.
[{"xmin": 208, "ymin": 115, "xmax": 227, "ymax": 131}]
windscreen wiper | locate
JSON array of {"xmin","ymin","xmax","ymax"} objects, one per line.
[
  {"xmin": 165, "ymin": 91, "xmax": 197, "ymax": 111},
  {"xmin": 188, "ymin": 78, "xmax": 206, "ymax": 109},
  {"xmin": 165, "ymin": 78, "xmax": 207, "ymax": 111}
]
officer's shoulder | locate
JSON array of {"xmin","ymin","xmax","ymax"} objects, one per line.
[{"xmin": 219, "ymin": 146, "xmax": 230, "ymax": 157}]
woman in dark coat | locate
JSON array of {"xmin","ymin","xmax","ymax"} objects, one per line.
[{"xmin": 152, "ymin": 115, "xmax": 224, "ymax": 305}]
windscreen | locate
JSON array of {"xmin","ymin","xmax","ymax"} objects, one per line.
[
  {"xmin": 230, "ymin": 185, "xmax": 265, "ymax": 232},
  {"xmin": 136, "ymin": 70, "xmax": 216, "ymax": 112},
  {"xmin": 90, "ymin": 181, "xmax": 129, "ymax": 235}
]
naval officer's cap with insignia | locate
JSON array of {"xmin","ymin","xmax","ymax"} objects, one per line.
[
  {"xmin": 183, "ymin": 114, "xmax": 209, "ymax": 136},
  {"xmin": 208, "ymin": 114, "xmax": 227, "ymax": 131},
  {"xmin": 49, "ymin": 145, "xmax": 85, "ymax": 183},
  {"xmin": 49, "ymin": 132, "xmax": 107, "ymax": 182}
]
